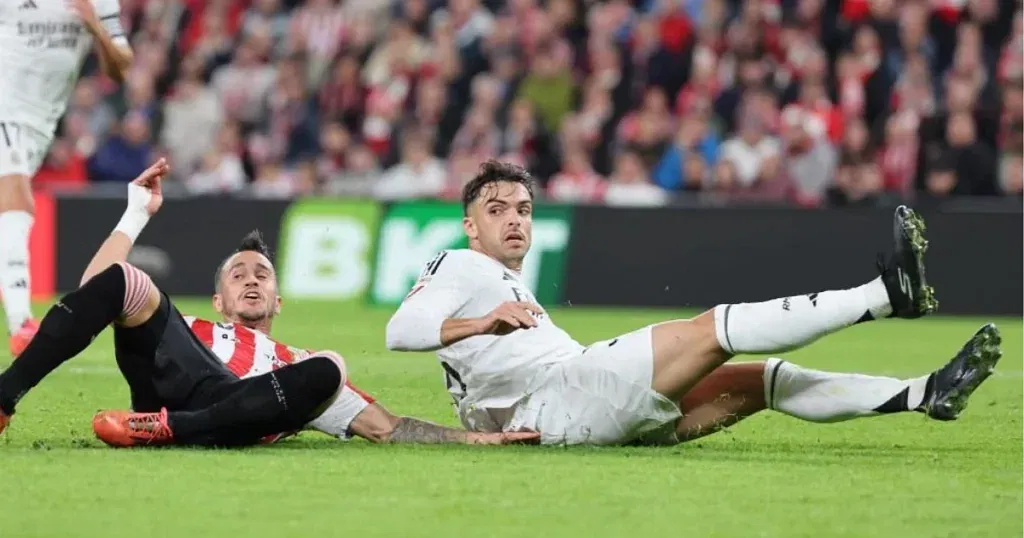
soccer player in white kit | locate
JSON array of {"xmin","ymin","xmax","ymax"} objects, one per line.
[
  {"xmin": 385, "ymin": 160, "xmax": 1003, "ymax": 446},
  {"xmin": 0, "ymin": 0, "xmax": 133, "ymax": 357}
]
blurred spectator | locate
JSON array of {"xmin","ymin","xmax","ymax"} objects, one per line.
[
  {"xmin": 88, "ymin": 111, "xmax": 154, "ymax": 183},
  {"xmin": 827, "ymin": 159, "xmax": 892, "ymax": 207},
  {"xmin": 67, "ymin": 80, "xmax": 117, "ymax": 142},
  {"xmin": 603, "ymin": 151, "xmax": 667, "ymax": 207},
  {"xmin": 161, "ymin": 72, "xmax": 224, "ymax": 179},
  {"xmin": 547, "ymin": 146, "xmax": 606, "ymax": 203},
  {"xmin": 323, "ymin": 144, "xmax": 381, "ymax": 197},
  {"xmin": 517, "ymin": 46, "xmax": 573, "ymax": 134},
  {"xmin": 210, "ymin": 40, "xmax": 277, "ymax": 127},
  {"xmin": 373, "ymin": 128, "xmax": 447, "ymax": 200},
  {"xmin": 999, "ymin": 152, "xmax": 1023, "ymax": 196},
  {"xmin": 33, "ymin": 139, "xmax": 89, "ymax": 192},
  {"xmin": 719, "ymin": 114, "xmax": 780, "ymax": 189},
  {"xmin": 780, "ymin": 106, "xmax": 837, "ymax": 206},
  {"xmin": 499, "ymin": 99, "xmax": 556, "ymax": 179},
  {"xmin": 652, "ymin": 113, "xmax": 720, "ymax": 191},
  {"xmin": 242, "ymin": 0, "xmax": 291, "ymax": 56},
  {"xmin": 937, "ymin": 112, "xmax": 998, "ymax": 196},
  {"xmin": 318, "ymin": 54, "xmax": 368, "ymax": 134},
  {"xmin": 186, "ymin": 123, "xmax": 248, "ymax": 195}
]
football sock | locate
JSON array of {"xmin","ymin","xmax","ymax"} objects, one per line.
[
  {"xmin": 0, "ymin": 210, "xmax": 34, "ymax": 333},
  {"xmin": 0, "ymin": 264, "xmax": 127, "ymax": 415},
  {"xmin": 763, "ymin": 358, "xmax": 933, "ymax": 422},
  {"xmin": 714, "ymin": 277, "xmax": 892, "ymax": 354},
  {"xmin": 168, "ymin": 356, "xmax": 342, "ymax": 446}
]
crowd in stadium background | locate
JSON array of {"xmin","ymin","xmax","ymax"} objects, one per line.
[{"xmin": 32, "ymin": 0, "xmax": 1024, "ymax": 207}]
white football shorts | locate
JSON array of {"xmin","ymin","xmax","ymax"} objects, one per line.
[
  {"xmin": 507, "ymin": 326, "xmax": 683, "ymax": 446},
  {"xmin": 0, "ymin": 121, "xmax": 51, "ymax": 178},
  {"xmin": 305, "ymin": 384, "xmax": 373, "ymax": 440}
]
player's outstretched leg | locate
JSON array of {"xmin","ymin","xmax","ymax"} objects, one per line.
[
  {"xmin": 0, "ymin": 263, "xmax": 153, "ymax": 434},
  {"xmin": 0, "ymin": 173, "xmax": 38, "ymax": 357},
  {"xmin": 92, "ymin": 352, "xmax": 347, "ymax": 447},
  {"xmin": 713, "ymin": 205, "xmax": 936, "ymax": 356},
  {"xmin": 674, "ymin": 324, "xmax": 1002, "ymax": 441},
  {"xmin": 648, "ymin": 205, "xmax": 937, "ymax": 401}
]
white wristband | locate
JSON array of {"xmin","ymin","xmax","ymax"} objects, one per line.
[
  {"xmin": 115, "ymin": 182, "xmax": 153, "ymax": 242},
  {"xmin": 114, "ymin": 208, "xmax": 150, "ymax": 242}
]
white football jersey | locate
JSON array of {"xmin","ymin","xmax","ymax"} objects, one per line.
[
  {"xmin": 392, "ymin": 249, "xmax": 584, "ymax": 431},
  {"xmin": 0, "ymin": 0, "xmax": 126, "ymax": 136}
]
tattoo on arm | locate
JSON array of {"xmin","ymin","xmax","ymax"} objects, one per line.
[{"xmin": 387, "ymin": 417, "xmax": 469, "ymax": 444}]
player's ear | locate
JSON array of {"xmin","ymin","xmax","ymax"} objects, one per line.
[
  {"xmin": 274, "ymin": 295, "xmax": 282, "ymax": 315},
  {"xmin": 212, "ymin": 293, "xmax": 224, "ymax": 314},
  {"xmin": 463, "ymin": 215, "xmax": 477, "ymax": 240}
]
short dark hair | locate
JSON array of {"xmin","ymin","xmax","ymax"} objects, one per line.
[
  {"xmin": 461, "ymin": 159, "xmax": 535, "ymax": 215},
  {"xmin": 214, "ymin": 230, "xmax": 272, "ymax": 291}
]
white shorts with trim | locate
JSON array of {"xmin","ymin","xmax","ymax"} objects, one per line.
[
  {"xmin": 305, "ymin": 384, "xmax": 372, "ymax": 440},
  {"xmin": 0, "ymin": 121, "xmax": 51, "ymax": 178},
  {"xmin": 507, "ymin": 326, "xmax": 682, "ymax": 446}
]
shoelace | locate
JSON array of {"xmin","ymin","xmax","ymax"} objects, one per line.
[{"xmin": 126, "ymin": 411, "xmax": 172, "ymax": 445}]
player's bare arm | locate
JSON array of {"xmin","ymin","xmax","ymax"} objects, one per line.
[
  {"xmin": 68, "ymin": 0, "xmax": 133, "ymax": 82},
  {"xmin": 80, "ymin": 159, "xmax": 167, "ymax": 327},
  {"xmin": 347, "ymin": 399, "xmax": 537, "ymax": 445}
]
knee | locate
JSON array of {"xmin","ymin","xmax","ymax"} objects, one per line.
[
  {"xmin": 0, "ymin": 176, "xmax": 35, "ymax": 212},
  {"xmin": 304, "ymin": 350, "xmax": 348, "ymax": 409},
  {"xmin": 114, "ymin": 263, "xmax": 160, "ymax": 326}
]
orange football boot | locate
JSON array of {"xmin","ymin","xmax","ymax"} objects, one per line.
[
  {"xmin": 93, "ymin": 408, "xmax": 175, "ymax": 447},
  {"xmin": 0, "ymin": 409, "xmax": 9, "ymax": 436},
  {"xmin": 9, "ymin": 318, "xmax": 39, "ymax": 358}
]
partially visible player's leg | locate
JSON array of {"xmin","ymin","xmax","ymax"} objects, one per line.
[
  {"xmin": 0, "ymin": 262, "xmax": 158, "ymax": 431},
  {"xmin": 0, "ymin": 173, "xmax": 37, "ymax": 354},
  {"xmin": 93, "ymin": 352, "xmax": 347, "ymax": 447},
  {"xmin": 0, "ymin": 122, "xmax": 51, "ymax": 356},
  {"xmin": 650, "ymin": 205, "xmax": 936, "ymax": 402},
  {"xmin": 674, "ymin": 324, "xmax": 1003, "ymax": 441}
]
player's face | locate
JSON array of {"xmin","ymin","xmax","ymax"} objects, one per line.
[
  {"xmin": 213, "ymin": 251, "xmax": 282, "ymax": 327},
  {"xmin": 465, "ymin": 181, "xmax": 533, "ymax": 267}
]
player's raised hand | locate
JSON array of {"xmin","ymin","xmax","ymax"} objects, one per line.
[
  {"xmin": 66, "ymin": 0, "xmax": 101, "ymax": 31},
  {"xmin": 477, "ymin": 301, "xmax": 543, "ymax": 335},
  {"xmin": 130, "ymin": 158, "xmax": 169, "ymax": 216},
  {"xmin": 466, "ymin": 430, "xmax": 541, "ymax": 445}
]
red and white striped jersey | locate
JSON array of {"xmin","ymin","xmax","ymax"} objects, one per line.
[{"xmin": 183, "ymin": 316, "xmax": 375, "ymax": 440}]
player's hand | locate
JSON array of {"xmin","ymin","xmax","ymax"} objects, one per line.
[
  {"xmin": 466, "ymin": 430, "xmax": 541, "ymax": 446},
  {"xmin": 476, "ymin": 301, "xmax": 543, "ymax": 336},
  {"xmin": 66, "ymin": 0, "xmax": 101, "ymax": 32},
  {"xmin": 130, "ymin": 158, "xmax": 168, "ymax": 216}
]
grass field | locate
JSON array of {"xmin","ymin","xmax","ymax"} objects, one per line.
[{"xmin": 1, "ymin": 300, "xmax": 1021, "ymax": 538}]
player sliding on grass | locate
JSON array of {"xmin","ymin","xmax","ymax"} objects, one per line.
[
  {"xmin": 385, "ymin": 160, "xmax": 1003, "ymax": 445},
  {"xmin": 0, "ymin": 159, "xmax": 536, "ymax": 447}
]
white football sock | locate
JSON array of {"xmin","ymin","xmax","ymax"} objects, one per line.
[
  {"xmin": 764, "ymin": 358, "xmax": 931, "ymax": 422},
  {"xmin": 0, "ymin": 210, "xmax": 34, "ymax": 333},
  {"xmin": 713, "ymin": 277, "xmax": 892, "ymax": 355}
]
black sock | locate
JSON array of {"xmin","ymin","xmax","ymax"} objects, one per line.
[
  {"xmin": 168, "ymin": 356, "xmax": 341, "ymax": 446},
  {"xmin": 0, "ymin": 264, "xmax": 126, "ymax": 414}
]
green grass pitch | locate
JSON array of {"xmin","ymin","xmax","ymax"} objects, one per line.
[{"xmin": 2, "ymin": 300, "xmax": 1021, "ymax": 538}]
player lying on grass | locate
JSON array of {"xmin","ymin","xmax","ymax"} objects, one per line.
[
  {"xmin": 385, "ymin": 160, "xmax": 1003, "ymax": 445},
  {"xmin": 0, "ymin": 160, "xmax": 536, "ymax": 447}
]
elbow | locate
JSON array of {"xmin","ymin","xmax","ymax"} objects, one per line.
[
  {"xmin": 385, "ymin": 311, "xmax": 441, "ymax": 352},
  {"xmin": 384, "ymin": 317, "xmax": 410, "ymax": 351}
]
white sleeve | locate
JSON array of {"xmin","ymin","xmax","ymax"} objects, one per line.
[
  {"xmin": 95, "ymin": 0, "xmax": 129, "ymax": 46},
  {"xmin": 385, "ymin": 252, "xmax": 475, "ymax": 352}
]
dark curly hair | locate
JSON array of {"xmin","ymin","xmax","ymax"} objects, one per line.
[
  {"xmin": 214, "ymin": 230, "xmax": 272, "ymax": 292},
  {"xmin": 461, "ymin": 159, "xmax": 535, "ymax": 215}
]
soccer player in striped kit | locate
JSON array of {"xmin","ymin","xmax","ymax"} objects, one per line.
[{"xmin": 0, "ymin": 159, "xmax": 536, "ymax": 447}]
